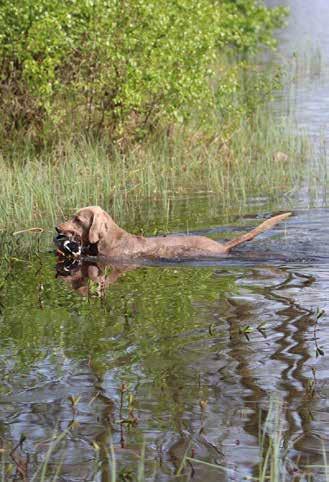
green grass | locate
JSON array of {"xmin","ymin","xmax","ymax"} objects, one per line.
[
  {"xmin": 2, "ymin": 399, "xmax": 327, "ymax": 481},
  {"xmin": 0, "ymin": 107, "xmax": 306, "ymax": 239}
]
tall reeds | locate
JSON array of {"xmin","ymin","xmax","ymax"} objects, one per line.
[{"xmin": 0, "ymin": 108, "xmax": 306, "ymax": 237}]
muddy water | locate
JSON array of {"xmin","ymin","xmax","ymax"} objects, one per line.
[{"xmin": 2, "ymin": 2, "xmax": 329, "ymax": 481}]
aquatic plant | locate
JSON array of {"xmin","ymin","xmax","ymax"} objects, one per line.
[{"xmin": 0, "ymin": 106, "xmax": 306, "ymax": 243}]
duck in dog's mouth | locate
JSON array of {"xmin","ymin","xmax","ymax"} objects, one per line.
[
  {"xmin": 54, "ymin": 232, "xmax": 82, "ymax": 257},
  {"xmin": 54, "ymin": 235, "xmax": 99, "ymax": 259}
]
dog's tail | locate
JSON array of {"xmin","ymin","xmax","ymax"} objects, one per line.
[{"xmin": 224, "ymin": 212, "xmax": 291, "ymax": 252}]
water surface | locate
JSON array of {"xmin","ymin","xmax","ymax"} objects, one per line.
[{"xmin": 1, "ymin": 1, "xmax": 329, "ymax": 480}]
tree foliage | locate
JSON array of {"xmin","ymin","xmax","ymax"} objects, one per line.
[{"xmin": 0, "ymin": 0, "xmax": 287, "ymax": 147}]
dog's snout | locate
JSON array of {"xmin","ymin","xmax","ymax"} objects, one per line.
[{"xmin": 55, "ymin": 226, "xmax": 61, "ymax": 233}]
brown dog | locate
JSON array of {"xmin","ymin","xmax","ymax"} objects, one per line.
[{"xmin": 56, "ymin": 206, "xmax": 291, "ymax": 259}]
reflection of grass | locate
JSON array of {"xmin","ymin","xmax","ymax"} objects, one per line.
[
  {"xmin": 0, "ymin": 107, "xmax": 305, "ymax": 235},
  {"xmin": 3, "ymin": 427, "xmax": 149, "ymax": 481},
  {"xmin": 5, "ymin": 415, "xmax": 329, "ymax": 481},
  {"xmin": 167, "ymin": 401, "xmax": 286, "ymax": 481},
  {"xmin": 257, "ymin": 399, "xmax": 329, "ymax": 481},
  {"xmin": 173, "ymin": 399, "xmax": 329, "ymax": 482},
  {"xmin": 0, "ymin": 257, "xmax": 236, "ymax": 371}
]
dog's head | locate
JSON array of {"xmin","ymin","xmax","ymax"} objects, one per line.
[{"xmin": 56, "ymin": 206, "xmax": 119, "ymax": 252}]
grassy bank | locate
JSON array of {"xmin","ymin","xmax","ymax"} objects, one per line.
[
  {"xmin": 0, "ymin": 107, "xmax": 306, "ymax": 238},
  {"xmin": 0, "ymin": 0, "xmax": 300, "ymax": 252}
]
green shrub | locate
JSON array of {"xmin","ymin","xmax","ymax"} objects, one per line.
[{"xmin": 0, "ymin": 0, "xmax": 287, "ymax": 148}]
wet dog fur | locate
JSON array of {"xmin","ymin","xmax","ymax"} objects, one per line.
[{"xmin": 56, "ymin": 206, "xmax": 291, "ymax": 259}]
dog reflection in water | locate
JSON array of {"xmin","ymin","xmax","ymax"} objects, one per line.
[{"xmin": 56, "ymin": 258, "xmax": 136, "ymax": 297}]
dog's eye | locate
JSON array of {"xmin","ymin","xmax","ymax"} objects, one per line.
[{"xmin": 74, "ymin": 216, "xmax": 83, "ymax": 225}]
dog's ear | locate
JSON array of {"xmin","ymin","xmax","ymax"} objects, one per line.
[{"xmin": 89, "ymin": 212, "xmax": 103, "ymax": 244}]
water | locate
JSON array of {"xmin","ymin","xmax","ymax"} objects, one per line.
[
  {"xmin": 269, "ymin": 0, "xmax": 329, "ymax": 145},
  {"xmin": 2, "ymin": 2, "xmax": 329, "ymax": 481}
]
